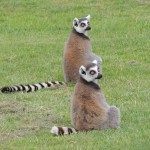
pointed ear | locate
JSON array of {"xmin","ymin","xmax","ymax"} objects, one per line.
[
  {"xmin": 73, "ymin": 18, "xmax": 79, "ymax": 27},
  {"xmin": 93, "ymin": 60, "xmax": 97, "ymax": 65},
  {"xmin": 79, "ymin": 65, "xmax": 86, "ymax": 75},
  {"xmin": 86, "ymin": 15, "xmax": 90, "ymax": 21}
]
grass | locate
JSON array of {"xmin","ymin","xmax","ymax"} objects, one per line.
[{"xmin": 0, "ymin": 0, "xmax": 150, "ymax": 149}]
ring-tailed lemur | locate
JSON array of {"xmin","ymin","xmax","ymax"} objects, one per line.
[
  {"xmin": 63, "ymin": 14, "xmax": 102, "ymax": 82},
  {"xmin": 1, "ymin": 15, "xmax": 102, "ymax": 93},
  {"xmin": 51, "ymin": 60, "xmax": 120, "ymax": 136}
]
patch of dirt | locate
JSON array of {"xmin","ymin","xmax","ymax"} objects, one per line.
[
  {"xmin": 0, "ymin": 115, "xmax": 62, "ymax": 142},
  {"xmin": 0, "ymin": 126, "xmax": 48, "ymax": 142},
  {"xmin": 129, "ymin": 60, "xmax": 138, "ymax": 65},
  {"xmin": 137, "ymin": 0, "xmax": 150, "ymax": 4},
  {"xmin": 0, "ymin": 101, "xmax": 63, "ymax": 143},
  {"xmin": 0, "ymin": 101, "xmax": 25, "ymax": 115},
  {"xmin": 31, "ymin": 115, "xmax": 62, "ymax": 126},
  {"xmin": 0, "ymin": 55, "xmax": 16, "ymax": 61}
]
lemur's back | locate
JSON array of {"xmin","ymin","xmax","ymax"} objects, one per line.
[
  {"xmin": 63, "ymin": 15, "xmax": 102, "ymax": 83},
  {"xmin": 71, "ymin": 65, "xmax": 107, "ymax": 131},
  {"xmin": 63, "ymin": 30, "xmax": 92, "ymax": 82}
]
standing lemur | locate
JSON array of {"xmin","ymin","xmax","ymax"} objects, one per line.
[
  {"xmin": 0, "ymin": 15, "xmax": 102, "ymax": 93},
  {"xmin": 51, "ymin": 60, "xmax": 120, "ymax": 135}
]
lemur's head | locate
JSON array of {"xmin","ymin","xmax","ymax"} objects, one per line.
[
  {"xmin": 79, "ymin": 60, "xmax": 102, "ymax": 82},
  {"xmin": 73, "ymin": 15, "xmax": 91, "ymax": 35}
]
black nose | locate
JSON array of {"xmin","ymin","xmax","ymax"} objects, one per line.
[
  {"xmin": 96, "ymin": 74, "xmax": 102, "ymax": 79},
  {"xmin": 86, "ymin": 26, "xmax": 91, "ymax": 30}
]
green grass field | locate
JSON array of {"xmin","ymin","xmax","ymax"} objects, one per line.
[{"xmin": 0, "ymin": 0, "xmax": 150, "ymax": 149}]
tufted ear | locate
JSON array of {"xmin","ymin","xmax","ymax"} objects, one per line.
[
  {"xmin": 79, "ymin": 65, "xmax": 86, "ymax": 75},
  {"xmin": 92, "ymin": 60, "xmax": 97, "ymax": 65},
  {"xmin": 73, "ymin": 18, "xmax": 79, "ymax": 27},
  {"xmin": 86, "ymin": 15, "xmax": 90, "ymax": 21}
]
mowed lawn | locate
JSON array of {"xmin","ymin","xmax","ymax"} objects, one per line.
[{"xmin": 0, "ymin": 0, "xmax": 149, "ymax": 149}]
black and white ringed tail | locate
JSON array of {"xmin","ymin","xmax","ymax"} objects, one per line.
[
  {"xmin": 51, "ymin": 126, "xmax": 78, "ymax": 136},
  {"xmin": 0, "ymin": 81, "xmax": 65, "ymax": 93}
]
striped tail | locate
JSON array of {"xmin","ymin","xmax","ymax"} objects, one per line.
[
  {"xmin": 51, "ymin": 126, "xmax": 77, "ymax": 136},
  {"xmin": 0, "ymin": 81, "xmax": 65, "ymax": 93}
]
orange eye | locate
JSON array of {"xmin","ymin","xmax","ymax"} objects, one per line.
[
  {"xmin": 80, "ymin": 23, "xmax": 86, "ymax": 27},
  {"xmin": 90, "ymin": 70, "xmax": 96, "ymax": 75}
]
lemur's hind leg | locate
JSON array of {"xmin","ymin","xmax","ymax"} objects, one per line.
[{"xmin": 108, "ymin": 106, "xmax": 120, "ymax": 129}]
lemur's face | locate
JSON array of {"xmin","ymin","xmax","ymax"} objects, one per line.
[
  {"xmin": 73, "ymin": 15, "xmax": 91, "ymax": 34},
  {"xmin": 79, "ymin": 60, "xmax": 102, "ymax": 82}
]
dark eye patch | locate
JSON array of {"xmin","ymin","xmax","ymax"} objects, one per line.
[
  {"xmin": 80, "ymin": 23, "xmax": 86, "ymax": 27},
  {"xmin": 81, "ymin": 70, "xmax": 86, "ymax": 75},
  {"xmin": 74, "ymin": 22, "xmax": 78, "ymax": 26},
  {"xmin": 90, "ymin": 70, "xmax": 96, "ymax": 75}
]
